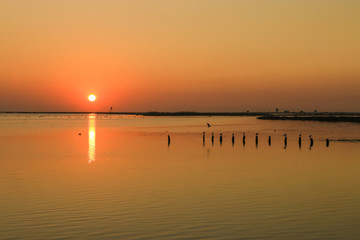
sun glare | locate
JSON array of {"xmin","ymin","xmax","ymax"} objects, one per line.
[{"xmin": 88, "ymin": 94, "xmax": 96, "ymax": 102}]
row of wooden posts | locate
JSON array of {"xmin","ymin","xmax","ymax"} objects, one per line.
[{"xmin": 168, "ymin": 133, "xmax": 330, "ymax": 147}]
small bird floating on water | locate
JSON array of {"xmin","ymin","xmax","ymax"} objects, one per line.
[
  {"xmin": 309, "ymin": 135, "xmax": 313, "ymax": 147},
  {"xmin": 283, "ymin": 134, "xmax": 287, "ymax": 146},
  {"xmin": 207, "ymin": 123, "xmax": 211, "ymax": 127}
]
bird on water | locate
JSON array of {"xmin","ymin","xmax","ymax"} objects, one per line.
[
  {"xmin": 255, "ymin": 133, "xmax": 258, "ymax": 146},
  {"xmin": 207, "ymin": 123, "xmax": 211, "ymax": 127},
  {"xmin": 168, "ymin": 135, "xmax": 171, "ymax": 145},
  {"xmin": 211, "ymin": 132, "xmax": 214, "ymax": 144},
  {"xmin": 220, "ymin": 133, "xmax": 223, "ymax": 144},
  {"xmin": 268, "ymin": 136, "xmax": 271, "ymax": 146},
  {"xmin": 298, "ymin": 134, "xmax": 302, "ymax": 146},
  {"xmin": 283, "ymin": 134, "xmax": 287, "ymax": 146},
  {"xmin": 243, "ymin": 132, "xmax": 246, "ymax": 145},
  {"xmin": 309, "ymin": 135, "xmax": 313, "ymax": 147},
  {"xmin": 202, "ymin": 132, "xmax": 205, "ymax": 143},
  {"xmin": 232, "ymin": 133, "xmax": 235, "ymax": 145}
]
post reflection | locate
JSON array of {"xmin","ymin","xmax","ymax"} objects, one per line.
[{"xmin": 88, "ymin": 114, "xmax": 96, "ymax": 163}]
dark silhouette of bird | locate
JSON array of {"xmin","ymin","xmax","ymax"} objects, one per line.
[
  {"xmin": 78, "ymin": 133, "xmax": 82, "ymax": 136},
  {"xmin": 220, "ymin": 133, "xmax": 223, "ymax": 144},
  {"xmin": 242, "ymin": 132, "xmax": 246, "ymax": 145},
  {"xmin": 298, "ymin": 134, "xmax": 302, "ymax": 147},
  {"xmin": 232, "ymin": 133, "xmax": 235, "ymax": 145},
  {"xmin": 202, "ymin": 132, "xmax": 205, "ymax": 143},
  {"xmin": 255, "ymin": 133, "xmax": 258, "ymax": 146},
  {"xmin": 211, "ymin": 132, "xmax": 214, "ymax": 144},
  {"xmin": 168, "ymin": 135, "xmax": 171, "ymax": 145},
  {"xmin": 326, "ymin": 138, "xmax": 329, "ymax": 147},
  {"xmin": 283, "ymin": 134, "xmax": 287, "ymax": 146},
  {"xmin": 207, "ymin": 123, "xmax": 211, "ymax": 127},
  {"xmin": 309, "ymin": 135, "xmax": 313, "ymax": 147}
]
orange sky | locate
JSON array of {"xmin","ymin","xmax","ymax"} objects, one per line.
[{"xmin": 0, "ymin": 0, "xmax": 359, "ymax": 112}]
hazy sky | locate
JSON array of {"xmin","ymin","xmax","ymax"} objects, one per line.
[{"xmin": 0, "ymin": 0, "xmax": 359, "ymax": 112}]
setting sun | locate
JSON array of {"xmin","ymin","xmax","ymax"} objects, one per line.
[{"xmin": 88, "ymin": 95, "xmax": 96, "ymax": 102}]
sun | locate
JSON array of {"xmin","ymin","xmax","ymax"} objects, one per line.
[{"xmin": 88, "ymin": 94, "xmax": 96, "ymax": 102}]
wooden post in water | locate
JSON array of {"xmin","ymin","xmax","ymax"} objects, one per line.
[
  {"xmin": 168, "ymin": 135, "xmax": 171, "ymax": 145},
  {"xmin": 255, "ymin": 133, "xmax": 258, "ymax": 146},
  {"xmin": 326, "ymin": 138, "xmax": 329, "ymax": 147},
  {"xmin": 232, "ymin": 133, "xmax": 235, "ymax": 146},
  {"xmin": 220, "ymin": 133, "xmax": 223, "ymax": 144},
  {"xmin": 268, "ymin": 136, "xmax": 271, "ymax": 146}
]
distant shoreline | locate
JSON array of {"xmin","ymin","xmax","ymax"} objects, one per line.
[
  {"xmin": 257, "ymin": 115, "xmax": 360, "ymax": 123},
  {"xmin": 1, "ymin": 111, "xmax": 360, "ymax": 118}
]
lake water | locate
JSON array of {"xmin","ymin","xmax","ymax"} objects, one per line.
[{"xmin": 1, "ymin": 114, "xmax": 360, "ymax": 239}]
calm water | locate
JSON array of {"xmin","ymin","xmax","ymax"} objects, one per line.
[{"xmin": 1, "ymin": 114, "xmax": 360, "ymax": 240}]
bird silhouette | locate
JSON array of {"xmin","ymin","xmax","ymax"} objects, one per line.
[{"xmin": 207, "ymin": 123, "xmax": 211, "ymax": 127}]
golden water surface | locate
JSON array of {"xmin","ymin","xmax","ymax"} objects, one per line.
[{"xmin": 0, "ymin": 114, "xmax": 360, "ymax": 239}]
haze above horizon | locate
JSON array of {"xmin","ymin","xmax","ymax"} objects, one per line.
[{"xmin": 0, "ymin": 0, "xmax": 359, "ymax": 112}]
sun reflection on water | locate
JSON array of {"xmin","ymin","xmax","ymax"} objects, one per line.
[{"xmin": 88, "ymin": 114, "xmax": 96, "ymax": 163}]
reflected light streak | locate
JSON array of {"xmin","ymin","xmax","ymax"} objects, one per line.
[{"xmin": 88, "ymin": 114, "xmax": 96, "ymax": 163}]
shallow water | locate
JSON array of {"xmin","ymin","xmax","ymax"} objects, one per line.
[{"xmin": 1, "ymin": 114, "xmax": 360, "ymax": 239}]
